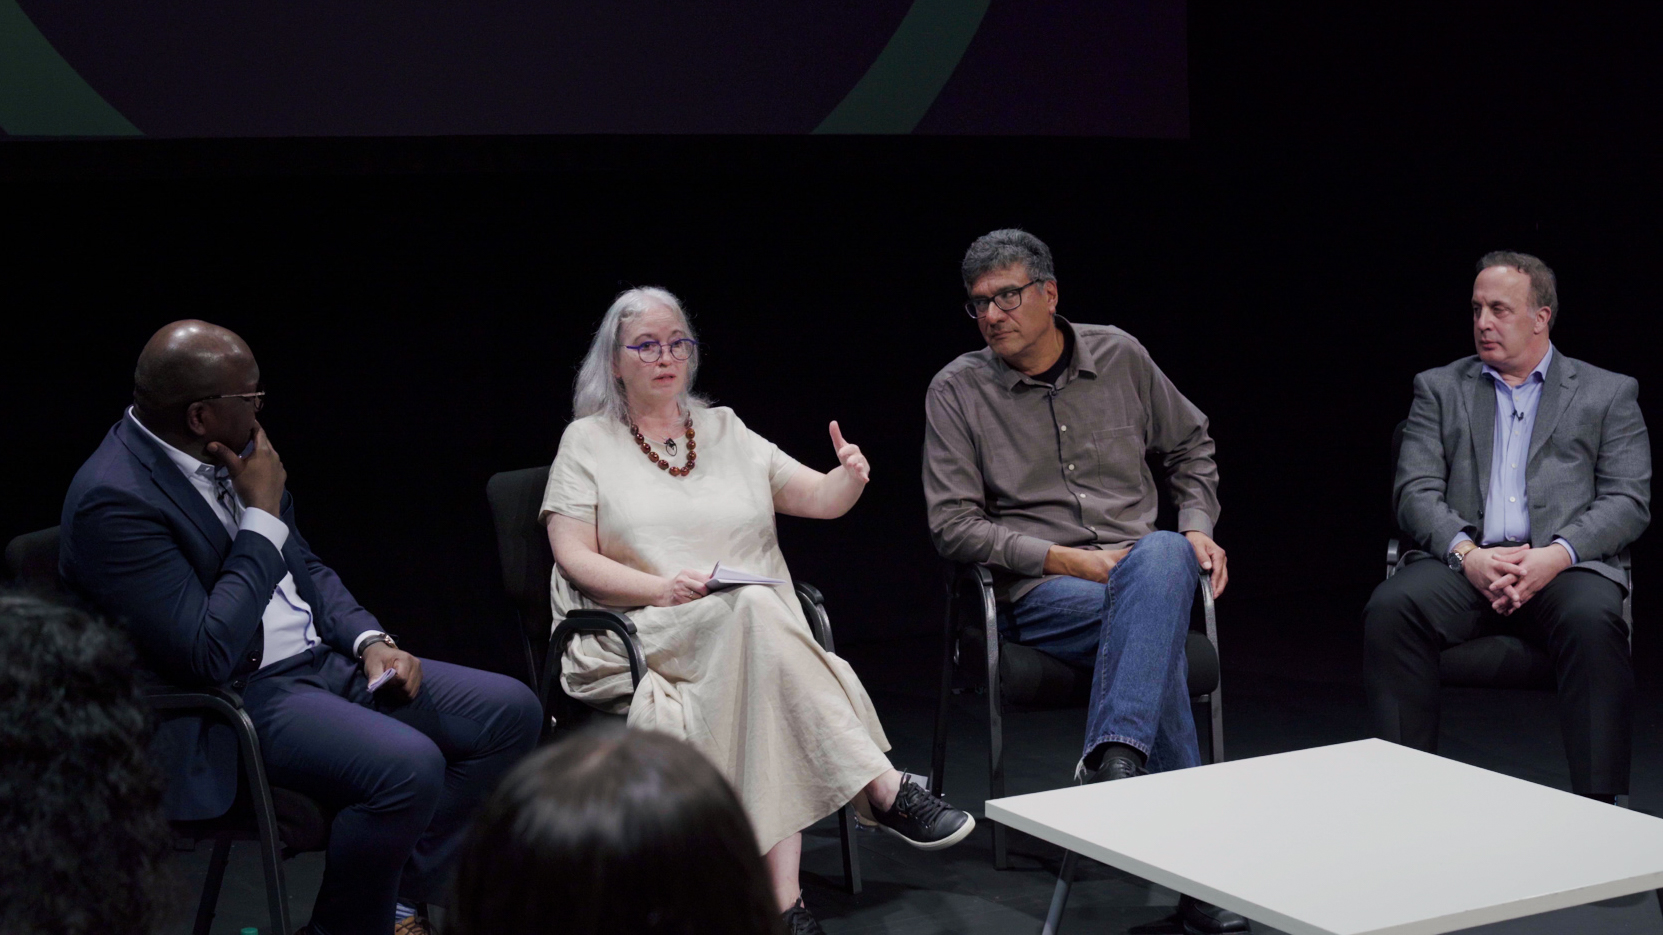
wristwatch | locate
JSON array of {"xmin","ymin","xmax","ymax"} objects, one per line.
[
  {"xmin": 1446, "ymin": 540, "xmax": 1478, "ymax": 573},
  {"xmin": 356, "ymin": 632, "xmax": 397, "ymax": 660}
]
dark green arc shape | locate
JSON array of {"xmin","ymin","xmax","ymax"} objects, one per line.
[
  {"xmin": 0, "ymin": 0, "xmax": 140, "ymax": 136},
  {"xmin": 815, "ymin": 0, "xmax": 991, "ymax": 135}
]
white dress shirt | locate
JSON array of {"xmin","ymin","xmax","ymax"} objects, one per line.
[{"xmin": 127, "ymin": 408, "xmax": 382, "ymax": 666}]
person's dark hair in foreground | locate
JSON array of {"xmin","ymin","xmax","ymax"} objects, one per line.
[
  {"xmin": 0, "ymin": 593, "xmax": 179, "ymax": 935},
  {"xmin": 450, "ymin": 727, "xmax": 781, "ymax": 935}
]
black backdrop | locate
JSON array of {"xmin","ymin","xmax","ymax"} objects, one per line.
[{"xmin": 4, "ymin": 5, "xmax": 1659, "ymax": 686}]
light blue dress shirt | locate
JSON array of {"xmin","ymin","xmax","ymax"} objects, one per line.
[{"xmin": 1448, "ymin": 346, "xmax": 1579, "ymax": 563}]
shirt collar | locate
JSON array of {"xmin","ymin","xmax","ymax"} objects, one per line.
[
  {"xmin": 126, "ymin": 406, "xmax": 224, "ymax": 482},
  {"xmin": 1481, "ymin": 344, "xmax": 1554, "ymax": 390},
  {"xmin": 996, "ymin": 316, "xmax": 1097, "ymax": 389}
]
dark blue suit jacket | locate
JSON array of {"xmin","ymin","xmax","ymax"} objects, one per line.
[{"xmin": 61, "ymin": 416, "xmax": 380, "ymax": 820}]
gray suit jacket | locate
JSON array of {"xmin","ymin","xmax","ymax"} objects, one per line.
[{"xmin": 1395, "ymin": 350, "xmax": 1650, "ymax": 589}]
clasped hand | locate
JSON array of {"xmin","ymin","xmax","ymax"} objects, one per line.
[
  {"xmin": 363, "ymin": 641, "xmax": 423, "ymax": 700},
  {"xmin": 1464, "ymin": 543, "xmax": 1572, "ymax": 615}
]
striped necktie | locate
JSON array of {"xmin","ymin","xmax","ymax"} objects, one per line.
[{"xmin": 214, "ymin": 474, "xmax": 243, "ymax": 525}]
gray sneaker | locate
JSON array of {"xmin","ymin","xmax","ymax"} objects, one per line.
[{"xmin": 862, "ymin": 782, "xmax": 976, "ymax": 850}]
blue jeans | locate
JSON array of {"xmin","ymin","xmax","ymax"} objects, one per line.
[{"xmin": 1000, "ymin": 530, "xmax": 1202, "ymax": 773}]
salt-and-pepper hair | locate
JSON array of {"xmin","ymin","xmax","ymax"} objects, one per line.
[
  {"xmin": 1478, "ymin": 250, "xmax": 1560, "ymax": 330},
  {"xmin": 572, "ymin": 286, "xmax": 709, "ymax": 423},
  {"xmin": 961, "ymin": 228, "xmax": 1057, "ymax": 291}
]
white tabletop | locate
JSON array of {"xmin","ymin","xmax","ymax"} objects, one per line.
[{"xmin": 985, "ymin": 739, "xmax": 1663, "ymax": 935}]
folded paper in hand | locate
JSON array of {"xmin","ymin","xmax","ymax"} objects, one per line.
[{"xmin": 707, "ymin": 561, "xmax": 787, "ymax": 591}]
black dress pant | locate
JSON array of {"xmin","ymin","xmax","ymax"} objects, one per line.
[{"xmin": 1363, "ymin": 557, "xmax": 1631, "ymax": 795}]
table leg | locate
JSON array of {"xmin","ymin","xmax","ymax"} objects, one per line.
[{"xmin": 1041, "ymin": 850, "xmax": 1080, "ymax": 935}]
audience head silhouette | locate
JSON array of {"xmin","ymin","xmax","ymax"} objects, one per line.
[
  {"xmin": 0, "ymin": 593, "xmax": 178, "ymax": 935},
  {"xmin": 450, "ymin": 727, "xmax": 779, "ymax": 935}
]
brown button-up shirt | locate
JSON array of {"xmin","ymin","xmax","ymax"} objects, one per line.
[{"xmin": 923, "ymin": 317, "xmax": 1220, "ymax": 601}]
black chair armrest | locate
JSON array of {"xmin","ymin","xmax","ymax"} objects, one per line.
[
  {"xmin": 140, "ymin": 682, "xmax": 285, "ymax": 848},
  {"xmin": 1196, "ymin": 567, "xmax": 1218, "ymax": 649},
  {"xmin": 542, "ymin": 610, "xmax": 646, "ymax": 737},
  {"xmin": 794, "ymin": 581, "xmax": 834, "ymax": 652},
  {"xmin": 144, "ymin": 683, "xmax": 247, "ymax": 716},
  {"xmin": 549, "ymin": 609, "xmax": 644, "ymax": 691}
]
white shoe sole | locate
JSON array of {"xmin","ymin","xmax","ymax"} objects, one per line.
[{"xmin": 857, "ymin": 812, "xmax": 977, "ymax": 851}]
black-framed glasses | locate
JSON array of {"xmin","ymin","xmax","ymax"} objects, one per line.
[
  {"xmin": 624, "ymin": 338, "xmax": 699, "ymax": 362},
  {"xmin": 964, "ymin": 280, "xmax": 1043, "ymax": 319},
  {"xmin": 193, "ymin": 391, "xmax": 266, "ymax": 412}
]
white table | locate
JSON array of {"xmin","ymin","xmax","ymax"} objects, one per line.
[{"xmin": 985, "ymin": 739, "xmax": 1663, "ymax": 935}]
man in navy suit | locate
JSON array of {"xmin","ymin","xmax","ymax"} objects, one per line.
[{"xmin": 61, "ymin": 320, "xmax": 542, "ymax": 935}]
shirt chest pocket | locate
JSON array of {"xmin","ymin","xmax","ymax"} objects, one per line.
[{"xmin": 1091, "ymin": 425, "xmax": 1145, "ymax": 489}]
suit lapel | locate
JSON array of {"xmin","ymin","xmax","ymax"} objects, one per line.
[
  {"xmin": 1468, "ymin": 366, "xmax": 1496, "ymax": 497},
  {"xmin": 1529, "ymin": 354, "xmax": 1577, "ymax": 467},
  {"xmin": 117, "ymin": 419, "xmax": 234, "ymax": 554}
]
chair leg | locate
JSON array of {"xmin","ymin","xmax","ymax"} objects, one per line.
[
  {"xmin": 1210, "ymin": 683, "xmax": 1225, "ymax": 765},
  {"xmin": 987, "ymin": 627, "xmax": 1007, "ymax": 870},
  {"xmin": 249, "ymin": 792, "xmax": 291, "ymax": 935},
  {"xmin": 192, "ymin": 834, "xmax": 233, "ymax": 935},
  {"xmin": 1041, "ymin": 850, "xmax": 1080, "ymax": 935},
  {"xmin": 930, "ymin": 589, "xmax": 956, "ymax": 797},
  {"xmin": 838, "ymin": 803, "xmax": 863, "ymax": 895}
]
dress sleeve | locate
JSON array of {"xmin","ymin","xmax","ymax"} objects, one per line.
[
  {"xmin": 728, "ymin": 409, "xmax": 802, "ymax": 494},
  {"xmin": 541, "ymin": 421, "xmax": 599, "ymax": 526}
]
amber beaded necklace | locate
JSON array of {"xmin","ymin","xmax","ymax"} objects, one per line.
[{"xmin": 629, "ymin": 416, "xmax": 697, "ymax": 477}]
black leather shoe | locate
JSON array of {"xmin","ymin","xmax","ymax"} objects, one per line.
[
  {"xmin": 1179, "ymin": 894, "xmax": 1250, "ymax": 934},
  {"xmin": 1081, "ymin": 753, "xmax": 1148, "ymax": 784},
  {"xmin": 864, "ymin": 782, "xmax": 976, "ymax": 850},
  {"xmin": 782, "ymin": 897, "xmax": 826, "ymax": 935}
]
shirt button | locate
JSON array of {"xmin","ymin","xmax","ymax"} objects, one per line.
[
  {"xmin": 1060, "ymin": 425, "xmax": 1068, "ymax": 432},
  {"xmin": 1068, "ymin": 464, "xmax": 1076, "ymax": 471},
  {"xmin": 1509, "ymin": 496, "xmax": 1516, "ymax": 503},
  {"xmin": 1079, "ymin": 493, "xmax": 1086, "ymax": 499}
]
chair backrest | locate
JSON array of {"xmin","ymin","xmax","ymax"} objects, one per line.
[
  {"xmin": 1389, "ymin": 418, "xmax": 1408, "ymax": 538},
  {"xmin": 486, "ymin": 467, "xmax": 555, "ymax": 683},
  {"xmin": 4, "ymin": 526, "xmax": 64, "ymax": 592}
]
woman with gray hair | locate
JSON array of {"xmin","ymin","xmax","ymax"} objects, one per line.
[{"xmin": 541, "ymin": 287, "xmax": 973, "ymax": 933}]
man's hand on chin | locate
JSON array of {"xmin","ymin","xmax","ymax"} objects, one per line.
[
  {"xmin": 363, "ymin": 642, "xmax": 423, "ymax": 700},
  {"xmin": 1485, "ymin": 544, "xmax": 1574, "ymax": 615}
]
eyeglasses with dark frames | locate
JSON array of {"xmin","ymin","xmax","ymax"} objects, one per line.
[
  {"xmin": 964, "ymin": 279, "xmax": 1043, "ymax": 319},
  {"xmin": 624, "ymin": 338, "xmax": 699, "ymax": 362},
  {"xmin": 193, "ymin": 391, "xmax": 266, "ymax": 412}
]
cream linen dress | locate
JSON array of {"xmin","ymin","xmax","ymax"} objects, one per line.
[{"xmin": 540, "ymin": 406, "xmax": 893, "ymax": 851}]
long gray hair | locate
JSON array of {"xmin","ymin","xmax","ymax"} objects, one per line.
[{"xmin": 572, "ymin": 287, "xmax": 709, "ymax": 424}]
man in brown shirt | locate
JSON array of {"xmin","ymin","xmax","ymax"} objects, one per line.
[{"xmin": 924, "ymin": 229, "xmax": 1241, "ymax": 932}]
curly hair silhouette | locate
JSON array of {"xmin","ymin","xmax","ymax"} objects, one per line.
[{"xmin": 0, "ymin": 592, "xmax": 179, "ymax": 935}]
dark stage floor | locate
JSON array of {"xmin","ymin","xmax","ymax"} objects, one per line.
[{"xmin": 167, "ymin": 628, "xmax": 1663, "ymax": 935}]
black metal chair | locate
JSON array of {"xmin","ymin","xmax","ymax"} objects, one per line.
[
  {"xmin": 4, "ymin": 525, "xmax": 332, "ymax": 935},
  {"xmin": 928, "ymin": 561, "xmax": 1223, "ymax": 870},
  {"xmin": 484, "ymin": 465, "xmax": 865, "ymax": 894},
  {"xmin": 1383, "ymin": 419, "xmax": 1634, "ymax": 688}
]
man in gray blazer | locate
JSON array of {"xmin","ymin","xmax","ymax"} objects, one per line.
[{"xmin": 1364, "ymin": 251, "xmax": 1650, "ymax": 801}]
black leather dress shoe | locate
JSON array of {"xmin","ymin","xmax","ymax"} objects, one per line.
[
  {"xmin": 864, "ymin": 782, "xmax": 976, "ymax": 850},
  {"xmin": 1082, "ymin": 753, "xmax": 1148, "ymax": 784},
  {"xmin": 1179, "ymin": 894, "xmax": 1250, "ymax": 934},
  {"xmin": 782, "ymin": 897, "xmax": 827, "ymax": 935}
]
